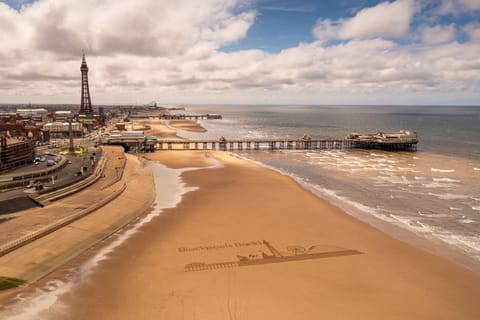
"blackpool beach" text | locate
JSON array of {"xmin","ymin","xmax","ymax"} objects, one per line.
[{"xmin": 178, "ymin": 240, "xmax": 263, "ymax": 253}]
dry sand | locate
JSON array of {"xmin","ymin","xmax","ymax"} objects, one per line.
[{"xmin": 44, "ymin": 150, "xmax": 480, "ymax": 320}]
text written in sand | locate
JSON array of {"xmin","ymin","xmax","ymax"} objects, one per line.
[{"xmin": 178, "ymin": 241, "xmax": 263, "ymax": 253}]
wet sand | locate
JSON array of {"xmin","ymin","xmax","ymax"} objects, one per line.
[
  {"xmin": 43, "ymin": 150, "xmax": 480, "ymax": 320},
  {"xmin": 141, "ymin": 119, "xmax": 206, "ymax": 139}
]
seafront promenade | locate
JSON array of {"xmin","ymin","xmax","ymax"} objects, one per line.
[{"xmin": 0, "ymin": 145, "xmax": 155, "ymax": 286}]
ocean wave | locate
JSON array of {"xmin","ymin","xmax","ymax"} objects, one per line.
[
  {"xmin": 432, "ymin": 178, "xmax": 460, "ymax": 183},
  {"xmin": 373, "ymin": 175, "xmax": 416, "ymax": 185},
  {"xmin": 390, "ymin": 216, "xmax": 480, "ymax": 258},
  {"xmin": 427, "ymin": 192, "xmax": 470, "ymax": 200},
  {"xmin": 474, "ymin": 168, "xmax": 480, "ymax": 171},
  {"xmin": 389, "ymin": 214, "xmax": 431, "ymax": 232},
  {"xmin": 419, "ymin": 211, "xmax": 451, "ymax": 218},
  {"xmin": 431, "ymin": 168, "xmax": 455, "ymax": 173},
  {"xmin": 434, "ymin": 232, "xmax": 480, "ymax": 256},
  {"xmin": 472, "ymin": 206, "xmax": 480, "ymax": 211},
  {"xmin": 237, "ymin": 152, "xmax": 480, "ymax": 262},
  {"xmin": 422, "ymin": 182, "xmax": 456, "ymax": 189}
]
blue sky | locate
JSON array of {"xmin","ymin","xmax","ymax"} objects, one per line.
[
  {"xmin": 0, "ymin": 0, "xmax": 479, "ymax": 105},
  {"xmin": 223, "ymin": 0, "xmax": 479, "ymax": 52}
]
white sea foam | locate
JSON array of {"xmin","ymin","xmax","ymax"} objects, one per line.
[
  {"xmin": 474, "ymin": 168, "xmax": 480, "ymax": 171},
  {"xmin": 389, "ymin": 214, "xmax": 431, "ymax": 232},
  {"xmin": 432, "ymin": 178, "xmax": 460, "ymax": 183},
  {"xmin": 460, "ymin": 218, "xmax": 475, "ymax": 224},
  {"xmin": 397, "ymin": 167, "xmax": 416, "ymax": 171},
  {"xmin": 390, "ymin": 216, "xmax": 480, "ymax": 258},
  {"xmin": 434, "ymin": 232, "xmax": 480, "ymax": 258},
  {"xmin": 431, "ymin": 168, "xmax": 455, "ymax": 173},
  {"xmin": 0, "ymin": 162, "xmax": 206, "ymax": 320},
  {"xmin": 419, "ymin": 211, "xmax": 451, "ymax": 218},
  {"xmin": 472, "ymin": 206, "xmax": 480, "ymax": 211},
  {"xmin": 427, "ymin": 192, "xmax": 470, "ymax": 200},
  {"xmin": 422, "ymin": 182, "xmax": 455, "ymax": 189},
  {"xmin": 373, "ymin": 175, "xmax": 416, "ymax": 185},
  {"xmin": 239, "ymin": 152, "xmax": 480, "ymax": 262}
]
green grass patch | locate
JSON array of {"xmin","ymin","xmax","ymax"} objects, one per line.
[
  {"xmin": 59, "ymin": 146, "xmax": 88, "ymax": 155},
  {"xmin": 0, "ymin": 277, "xmax": 26, "ymax": 290}
]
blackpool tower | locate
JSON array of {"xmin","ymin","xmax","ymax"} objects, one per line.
[{"xmin": 79, "ymin": 54, "xmax": 93, "ymax": 115}]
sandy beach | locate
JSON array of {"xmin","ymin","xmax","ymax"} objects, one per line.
[
  {"xmin": 42, "ymin": 150, "xmax": 480, "ymax": 319},
  {"xmin": 1, "ymin": 119, "xmax": 480, "ymax": 319}
]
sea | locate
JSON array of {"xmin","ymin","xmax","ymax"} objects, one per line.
[{"xmin": 178, "ymin": 105, "xmax": 480, "ymax": 263}]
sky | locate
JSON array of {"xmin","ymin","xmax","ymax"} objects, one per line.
[{"xmin": 0, "ymin": 0, "xmax": 479, "ymax": 106}]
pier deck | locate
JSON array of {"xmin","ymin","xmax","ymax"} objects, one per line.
[{"xmin": 154, "ymin": 137, "xmax": 418, "ymax": 152}]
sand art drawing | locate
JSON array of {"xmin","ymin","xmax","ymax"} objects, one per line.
[{"xmin": 184, "ymin": 240, "xmax": 363, "ymax": 272}]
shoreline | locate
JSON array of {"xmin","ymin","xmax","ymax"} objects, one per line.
[
  {"xmin": 232, "ymin": 152, "xmax": 480, "ymax": 274},
  {"xmin": 33, "ymin": 149, "xmax": 480, "ymax": 319}
]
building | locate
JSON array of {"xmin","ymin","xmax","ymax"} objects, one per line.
[
  {"xmin": 0, "ymin": 124, "xmax": 45, "ymax": 142},
  {"xmin": 53, "ymin": 110, "xmax": 73, "ymax": 121},
  {"xmin": 0, "ymin": 137, "xmax": 36, "ymax": 173},
  {"xmin": 43, "ymin": 121, "xmax": 83, "ymax": 138},
  {"xmin": 16, "ymin": 108, "xmax": 48, "ymax": 124}
]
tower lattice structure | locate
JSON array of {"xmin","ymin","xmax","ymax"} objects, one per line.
[{"xmin": 79, "ymin": 54, "xmax": 93, "ymax": 115}]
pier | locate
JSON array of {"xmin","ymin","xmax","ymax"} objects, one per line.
[
  {"xmin": 129, "ymin": 113, "xmax": 222, "ymax": 120},
  {"xmin": 154, "ymin": 136, "xmax": 418, "ymax": 152},
  {"xmin": 103, "ymin": 131, "xmax": 418, "ymax": 152},
  {"xmin": 159, "ymin": 114, "xmax": 222, "ymax": 120}
]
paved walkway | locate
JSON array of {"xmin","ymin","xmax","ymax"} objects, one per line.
[{"xmin": 0, "ymin": 146, "xmax": 155, "ymax": 282}]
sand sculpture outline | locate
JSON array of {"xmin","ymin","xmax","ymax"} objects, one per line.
[{"xmin": 184, "ymin": 240, "xmax": 363, "ymax": 272}]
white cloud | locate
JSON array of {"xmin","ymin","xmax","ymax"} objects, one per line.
[
  {"xmin": 313, "ymin": 0, "xmax": 416, "ymax": 41},
  {"xmin": 339, "ymin": 0, "xmax": 415, "ymax": 39},
  {"xmin": 0, "ymin": 0, "xmax": 479, "ymax": 105},
  {"xmin": 439, "ymin": 0, "xmax": 480, "ymax": 14},
  {"xmin": 421, "ymin": 24, "xmax": 456, "ymax": 44},
  {"xmin": 14, "ymin": 0, "xmax": 256, "ymax": 57},
  {"xmin": 463, "ymin": 23, "xmax": 480, "ymax": 43}
]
